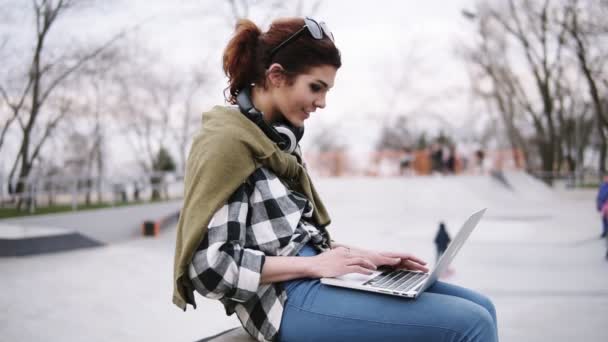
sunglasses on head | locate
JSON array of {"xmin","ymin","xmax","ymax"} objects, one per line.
[{"xmin": 267, "ymin": 17, "xmax": 334, "ymax": 63}]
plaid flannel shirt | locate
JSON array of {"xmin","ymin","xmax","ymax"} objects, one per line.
[{"xmin": 189, "ymin": 167, "xmax": 331, "ymax": 342}]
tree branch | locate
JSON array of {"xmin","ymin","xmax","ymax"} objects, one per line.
[
  {"xmin": 30, "ymin": 101, "xmax": 70, "ymax": 163},
  {"xmin": 38, "ymin": 29, "xmax": 128, "ymax": 108}
]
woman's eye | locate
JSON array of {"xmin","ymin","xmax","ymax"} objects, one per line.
[{"xmin": 310, "ymin": 84, "xmax": 322, "ymax": 92}]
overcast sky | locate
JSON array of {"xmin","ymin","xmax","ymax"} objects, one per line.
[
  {"xmin": 61, "ymin": 0, "xmax": 483, "ymax": 144},
  {"xmin": 2, "ymin": 0, "xmax": 490, "ymax": 174}
]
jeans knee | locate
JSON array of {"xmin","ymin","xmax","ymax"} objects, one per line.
[
  {"xmin": 451, "ymin": 300, "xmax": 497, "ymax": 342},
  {"xmin": 458, "ymin": 306, "xmax": 496, "ymax": 342},
  {"xmin": 478, "ymin": 295, "xmax": 497, "ymax": 324}
]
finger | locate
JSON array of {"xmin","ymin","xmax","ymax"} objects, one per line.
[
  {"xmin": 383, "ymin": 252, "xmax": 427, "ymax": 266},
  {"xmin": 404, "ymin": 255, "xmax": 427, "ymax": 265},
  {"xmin": 380, "ymin": 252, "xmax": 411, "ymax": 261},
  {"xmin": 412, "ymin": 265, "xmax": 430, "ymax": 273},
  {"xmin": 347, "ymin": 265, "xmax": 374, "ymax": 275},
  {"xmin": 382, "ymin": 256, "xmax": 401, "ymax": 265},
  {"xmin": 355, "ymin": 258, "xmax": 377, "ymax": 270},
  {"xmin": 349, "ymin": 257, "xmax": 377, "ymax": 270},
  {"xmin": 402, "ymin": 260, "xmax": 430, "ymax": 273}
]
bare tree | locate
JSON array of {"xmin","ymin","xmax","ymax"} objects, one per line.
[
  {"xmin": 109, "ymin": 40, "xmax": 212, "ymax": 200},
  {"xmin": 115, "ymin": 74, "xmax": 162, "ymax": 174},
  {"xmin": 491, "ymin": 0, "xmax": 569, "ymax": 175},
  {"xmin": 186, "ymin": 0, "xmax": 325, "ymax": 24},
  {"xmin": 461, "ymin": 0, "xmax": 607, "ymax": 180},
  {"xmin": 111, "ymin": 60, "xmax": 184, "ymax": 175},
  {"xmin": 222, "ymin": 0, "xmax": 324, "ymax": 28},
  {"xmin": 172, "ymin": 69, "xmax": 208, "ymax": 176},
  {"xmin": 462, "ymin": 11, "xmax": 532, "ymax": 168},
  {"xmin": 0, "ymin": 0, "xmax": 127, "ymax": 208},
  {"xmin": 370, "ymin": 36, "xmax": 459, "ymax": 161},
  {"xmin": 62, "ymin": 77, "xmax": 110, "ymax": 205},
  {"xmin": 563, "ymin": 0, "xmax": 608, "ymax": 174},
  {"xmin": 376, "ymin": 116, "xmax": 415, "ymax": 151}
]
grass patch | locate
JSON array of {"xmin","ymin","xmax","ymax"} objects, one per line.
[
  {"xmin": 0, "ymin": 200, "xmax": 165, "ymax": 219},
  {"xmin": 579, "ymin": 183, "xmax": 601, "ymax": 189}
]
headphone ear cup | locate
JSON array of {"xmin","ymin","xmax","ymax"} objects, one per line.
[
  {"xmin": 274, "ymin": 125, "xmax": 299, "ymax": 154},
  {"xmin": 237, "ymin": 87, "xmax": 305, "ymax": 154}
]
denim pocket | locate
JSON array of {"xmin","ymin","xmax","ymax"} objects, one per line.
[
  {"xmin": 281, "ymin": 278, "xmax": 301, "ymax": 295},
  {"xmin": 303, "ymin": 280, "xmax": 322, "ymax": 310}
]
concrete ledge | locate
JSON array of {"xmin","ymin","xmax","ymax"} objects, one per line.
[
  {"xmin": 197, "ymin": 327, "xmax": 255, "ymax": 342},
  {"xmin": 142, "ymin": 210, "xmax": 180, "ymax": 237},
  {"xmin": 0, "ymin": 232, "xmax": 103, "ymax": 257},
  {"xmin": 0, "ymin": 200, "xmax": 182, "ymax": 243}
]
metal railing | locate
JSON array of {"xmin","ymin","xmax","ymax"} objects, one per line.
[
  {"xmin": 526, "ymin": 169, "xmax": 605, "ymax": 188},
  {"xmin": 0, "ymin": 172, "xmax": 184, "ymax": 213}
]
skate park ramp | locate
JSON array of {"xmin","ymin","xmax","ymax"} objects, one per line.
[
  {"xmin": 501, "ymin": 171, "xmax": 556, "ymax": 202},
  {"xmin": 0, "ymin": 200, "xmax": 181, "ymax": 256},
  {"xmin": 0, "ymin": 224, "xmax": 103, "ymax": 257},
  {"xmin": 317, "ymin": 171, "xmax": 556, "ymax": 227}
]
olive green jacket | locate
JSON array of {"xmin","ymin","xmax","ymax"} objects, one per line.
[{"xmin": 172, "ymin": 105, "xmax": 331, "ymax": 310}]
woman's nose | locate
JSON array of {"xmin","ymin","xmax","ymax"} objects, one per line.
[{"xmin": 314, "ymin": 95, "xmax": 326, "ymax": 109}]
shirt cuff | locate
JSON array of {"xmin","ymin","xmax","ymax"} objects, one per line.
[{"xmin": 229, "ymin": 248, "xmax": 266, "ymax": 303}]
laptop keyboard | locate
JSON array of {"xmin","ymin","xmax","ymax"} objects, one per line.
[{"xmin": 363, "ymin": 269, "xmax": 428, "ymax": 292}]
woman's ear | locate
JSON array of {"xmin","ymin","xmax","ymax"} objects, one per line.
[{"xmin": 266, "ymin": 63, "xmax": 286, "ymax": 88}]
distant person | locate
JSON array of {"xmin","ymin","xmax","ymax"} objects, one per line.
[
  {"xmin": 399, "ymin": 147, "xmax": 414, "ymax": 176},
  {"xmin": 431, "ymin": 143, "xmax": 444, "ymax": 174},
  {"xmin": 458, "ymin": 143, "xmax": 471, "ymax": 173},
  {"xmin": 445, "ymin": 146, "xmax": 457, "ymax": 174},
  {"xmin": 461, "ymin": 155, "xmax": 469, "ymax": 173},
  {"xmin": 475, "ymin": 149, "xmax": 485, "ymax": 174},
  {"xmin": 172, "ymin": 17, "xmax": 497, "ymax": 342},
  {"xmin": 133, "ymin": 181, "xmax": 140, "ymax": 201},
  {"xmin": 435, "ymin": 222, "xmax": 455, "ymax": 279},
  {"xmin": 113, "ymin": 183, "xmax": 127, "ymax": 203},
  {"xmin": 434, "ymin": 222, "xmax": 452, "ymax": 263},
  {"xmin": 596, "ymin": 175, "xmax": 608, "ymax": 239}
]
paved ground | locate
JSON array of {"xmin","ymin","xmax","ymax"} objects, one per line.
[{"xmin": 1, "ymin": 172, "xmax": 607, "ymax": 341}]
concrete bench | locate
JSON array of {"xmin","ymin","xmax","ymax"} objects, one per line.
[{"xmin": 198, "ymin": 327, "xmax": 255, "ymax": 342}]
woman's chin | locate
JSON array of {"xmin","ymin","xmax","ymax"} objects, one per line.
[{"xmin": 284, "ymin": 116, "xmax": 304, "ymax": 127}]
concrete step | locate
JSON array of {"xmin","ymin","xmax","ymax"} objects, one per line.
[
  {"xmin": 198, "ymin": 327, "xmax": 255, "ymax": 342},
  {"xmin": 0, "ymin": 223, "xmax": 103, "ymax": 256}
]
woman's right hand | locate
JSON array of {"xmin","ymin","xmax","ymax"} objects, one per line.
[{"xmin": 310, "ymin": 247, "xmax": 377, "ymax": 278}]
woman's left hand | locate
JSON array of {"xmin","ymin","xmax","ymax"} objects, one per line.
[
  {"xmin": 378, "ymin": 251, "xmax": 429, "ymax": 273},
  {"xmin": 346, "ymin": 247, "xmax": 429, "ymax": 273},
  {"xmin": 346, "ymin": 247, "xmax": 400, "ymax": 268}
]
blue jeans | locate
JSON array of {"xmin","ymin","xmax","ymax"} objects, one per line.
[{"xmin": 278, "ymin": 245, "xmax": 498, "ymax": 342}]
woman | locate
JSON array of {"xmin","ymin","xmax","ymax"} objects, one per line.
[{"xmin": 173, "ymin": 17, "xmax": 498, "ymax": 342}]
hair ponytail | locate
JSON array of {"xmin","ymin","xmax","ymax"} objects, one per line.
[
  {"xmin": 221, "ymin": 17, "xmax": 341, "ymax": 104},
  {"xmin": 223, "ymin": 19, "xmax": 262, "ymax": 104}
]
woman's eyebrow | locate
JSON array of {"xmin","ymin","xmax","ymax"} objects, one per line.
[{"xmin": 315, "ymin": 80, "xmax": 330, "ymax": 89}]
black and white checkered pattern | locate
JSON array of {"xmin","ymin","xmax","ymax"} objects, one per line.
[{"xmin": 189, "ymin": 167, "xmax": 330, "ymax": 342}]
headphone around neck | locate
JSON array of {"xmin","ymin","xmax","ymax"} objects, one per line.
[{"xmin": 236, "ymin": 87, "xmax": 304, "ymax": 154}]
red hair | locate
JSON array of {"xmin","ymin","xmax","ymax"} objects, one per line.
[{"xmin": 222, "ymin": 17, "xmax": 341, "ymax": 104}]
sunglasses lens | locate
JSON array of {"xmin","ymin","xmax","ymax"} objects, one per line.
[
  {"xmin": 304, "ymin": 17, "xmax": 323, "ymax": 39},
  {"xmin": 320, "ymin": 22, "xmax": 334, "ymax": 41}
]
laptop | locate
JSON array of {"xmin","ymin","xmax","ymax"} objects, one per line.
[{"xmin": 320, "ymin": 208, "xmax": 487, "ymax": 298}]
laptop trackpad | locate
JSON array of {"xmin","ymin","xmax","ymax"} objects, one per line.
[{"xmin": 335, "ymin": 272, "xmax": 376, "ymax": 282}]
